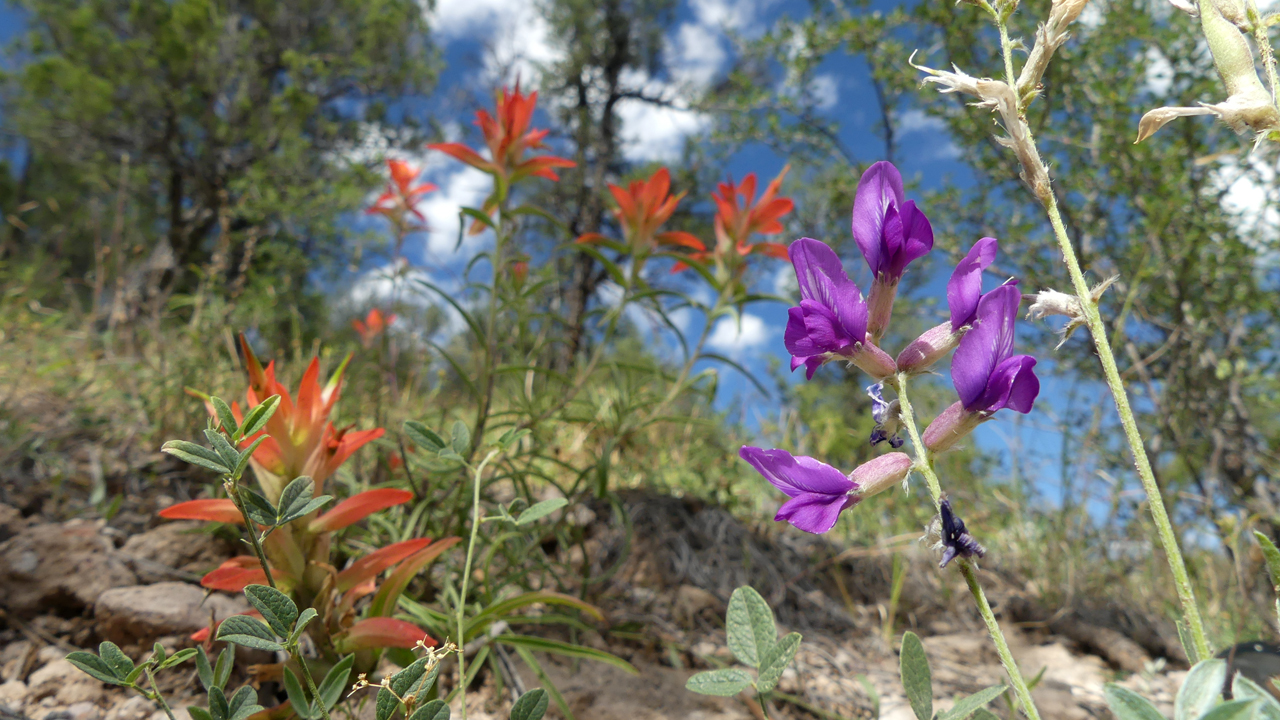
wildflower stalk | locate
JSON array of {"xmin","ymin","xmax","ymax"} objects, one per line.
[
  {"xmin": 296, "ymin": 658, "xmax": 333, "ymax": 720},
  {"xmin": 974, "ymin": 3, "xmax": 1214, "ymax": 662},
  {"xmin": 894, "ymin": 372, "xmax": 1043, "ymax": 720},
  {"xmin": 455, "ymin": 449, "xmax": 499, "ymax": 720},
  {"xmin": 225, "ymin": 478, "xmax": 278, "ymax": 589}
]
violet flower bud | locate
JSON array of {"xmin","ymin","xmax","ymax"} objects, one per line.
[
  {"xmin": 936, "ymin": 496, "xmax": 985, "ymax": 568},
  {"xmin": 922, "ymin": 285, "xmax": 1039, "ymax": 453},
  {"xmin": 739, "ymin": 446, "xmax": 912, "ymax": 534},
  {"xmin": 852, "ymin": 162, "xmax": 934, "ymax": 342},
  {"xmin": 784, "ymin": 238, "xmax": 896, "ymax": 381},
  {"xmin": 897, "ymin": 237, "xmax": 1004, "ymax": 375}
]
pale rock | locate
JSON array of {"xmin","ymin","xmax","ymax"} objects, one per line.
[
  {"xmin": 120, "ymin": 522, "xmax": 233, "ymax": 584},
  {"xmin": 29, "ymin": 659, "xmax": 104, "ymax": 704},
  {"xmin": 0, "ymin": 679, "xmax": 28, "ymax": 708},
  {"xmin": 95, "ymin": 582, "xmax": 248, "ymax": 645},
  {"xmin": 105, "ymin": 696, "xmax": 153, "ymax": 720},
  {"xmin": 0, "ymin": 522, "xmax": 137, "ymax": 616},
  {"xmin": 67, "ymin": 701, "xmax": 102, "ymax": 720}
]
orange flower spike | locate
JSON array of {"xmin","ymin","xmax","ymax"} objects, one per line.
[
  {"xmin": 366, "ymin": 160, "xmax": 436, "ymax": 223},
  {"xmin": 713, "ymin": 165, "xmax": 794, "ymax": 250},
  {"xmin": 352, "ymin": 309, "xmax": 395, "ymax": 348},
  {"xmin": 580, "ymin": 168, "xmax": 705, "ymax": 254},
  {"xmin": 428, "ymin": 84, "xmax": 574, "ymax": 184}
]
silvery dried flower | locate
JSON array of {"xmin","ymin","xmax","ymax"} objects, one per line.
[
  {"xmin": 867, "ymin": 383, "xmax": 904, "ymax": 448},
  {"xmin": 1025, "ymin": 275, "xmax": 1118, "ymax": 348},
  {"xmin": 936, "ymin": 496, "xmax": 986, "ymax": 568}
]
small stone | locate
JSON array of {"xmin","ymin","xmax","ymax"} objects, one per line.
[
  {"xmin": 0, "ymin": 679, "xmax": 28, "ymax": 708},
  {"xmin": 0, "ymin": 523, "xmax": 137, "ymax": 617},
  {"xmin": 29, "ymin": 659, "xmax": 102, "ymax": 703},
  {"xmin": 67, "ymin": 701, "xmax": 102, "ymax": 720},
  {"xmin": 121, "ymin": 522, "xmax": 234, "ymax": 584},
  {"xmin": 95, "ymin": 582, "xmax": 248, "ymax": 645},
  {"xmin": 105, "ymin": 696, "xmax": 152, "ymax": 720},
  {"xmin": 148, "ymin": 708, "xmax": 189, "ymax": 720}
]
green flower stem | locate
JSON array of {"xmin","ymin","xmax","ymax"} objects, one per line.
[
  {"xmin": 894, "ymin": 373, "xmax": 1043, "ymax": 720},
  {"xmin": 225, "ymin": 478, "xmax": 277, "ymax": 589},
  {"xmin": 295, "ymin": 655, "xmax": 333, "ymax": 720},
  {"xmin": 456, "ymin": 449, "xmax": 499, "ymax": 720},
  {"xmin": 144, "ymin": 667, "xmax": 177, "ymax": 720}
]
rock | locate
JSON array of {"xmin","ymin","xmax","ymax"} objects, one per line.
[
  {"xmin": 0, "ymin": 523, "xmax": 137, "ymax": 617},
  {"xmin": 27, "ymin": 660, "xmax": 103, "ymax": 705},
  {"xmin": 105, "ymin": 697, "xmax": 151, "ymax": 720},
  {"xmin": 95, "ymin": 583, "xmax": 248, "ymax": 645},
  {"xmin": 120, "ymin": 523, "xmax": 233, "ymax": 584},
  {"xmin": 1, "ymin": 641, "xmax": 35, "ymax": 682},
  {"xmin": 66, "ymin": 702, "xmax": 100, "ymax": 720},
  {"xmin": 0, "ymin": 680, "xmax": 27, "ymax": 709},
  {"xmin": 0, "ymin": 505, "xmax": 28, "ymax": 544}
]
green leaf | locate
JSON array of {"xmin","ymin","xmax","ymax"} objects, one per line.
[
  {"xmin": 240, "ymin": 396, "xmax": 281, "ymax": 439},
  {"xmin": 1104, "ymin": 684, "xmax": 1169, "ymax": 720},
  {"xmin": 216, "ymin": 615, "xmax": 284, "ymax": 651},
  {"xmin": 278, "ymin": 477, "xmax": 315, "ymax": 519},
  {"xmin": 1176, "ymin": 660, "xmax": 1227, "ymax": 720},
  {"xmin": 942, "ymin": 685, "xmax": 1007, "ymax": 720},
  {"xmin": 404, "ymin": 421, "xmax": 447, "ymax": 452},
  {"xmin": 509, "ymin": 689, "xmax": 549, "ymax": 720},
  {"xmin": 459, "ymin": 206, "xmax": 497, "ymax": 231},
  {"xmin": 233, "ymin": 435, "xmax": 268, "ymax": 479},
  {"xmin": 409, "ymin": 661, "xmax": 444, "ymax": 699},
  {"xmin": 684, "ymin": 669, "xmax": 753, "ymax": 697},
  {"xmin": 317, "ymin": 655, "xmax": 355, "ymax": 710},
  {"xmin": 516, "ymin": 498, "xmax": 567, "ymax": 526},
  {"xmin": 497, "ymin": 428, "xmax": 530, "ymax": 451},
  {"xmin": 854, "ymin": 674, "xmax": 880, "ymax": 718},
  {"xmin": 1200, "ymin": 700, "xmax": 1263, "ymax": 720},
  {"xmin": 211, "ymin": 397, "xmax": 239, "ymax": 437},
  {"xmin": 209, "ymin": 687, "xmax": 230, "ymax": 720},
  {"xmin": 450, "ymin": 420, "xmax": 471, "ymax": 456},
  {"xmin": 241, "ymin": 489, "xmax": 277, "ymax": 527},
  {"xmin": 243, "ymin": 585, "xmax": 298, "ymax": 638},
  {"xmin": 1178, "ymin": 620, "xmax": 1202, "ymax": 665},
  {"xmin": 281, "ymin": 495, "xmax": 332, "ymax": 525},
  {"xmin": 899, "ymin": 632, "xmax": 933, "ymax": 720},
  {"xmin": 205, "ymin": 429, "xmax": 242, "ymax": 471},
  {"xmin": 214, "ymin": 646, "xmax": 235, "ymax": 690},
  {"xmin": 726, "ymin": 586, "xmax": 776, "ymax": 668},
  {"xmin": 282, "ymin": 667, "xmax": 314, "ymax": 720},
  {"xmin": 972, "ymin": 711, "xmax": 1001, "ymax": 720},
  {"xmin": 227, "ymin": 686, "xmax": 263, "ymax": 720},
  {"xmin": 756, "ymin": 632, "xmax": 801, "ymax": 694},
  {"xmin": 150, "ymin": 642, "xmax": 167, "ymax": 666},
  {"xmin": 408, "ymin": 700, "xmax": 449, "ymax": 720},
  {"xmin": 66, "ymin": 652, "xmax": 126, "ymax": 686},
  {"xmin": 1257, "ymin": 532, "xmax": 1280, "ymax": 590},
  {"xmin": 495, "ymin": 635, "xmax": 638, "ymax": 675},
  {"xmin": 98, "ymin": 641, "xmax": 133, "ymax": 678},
  {"xmin": 160, "ymin": 648, "xmax": 198, "ymax": 669},
  {"xmin": 188, "ymin": 707, "xmax": 214, "ymax": 720},
  {"xmin": 1233, "ymin": 675, "xmax": 1280, "ymax": 719},
  {"xmin": 376, "ymin": 685, "xmax": 405, "ymax": 720},
  {"xmin": 388, "ymin": 657, "xmax": 431, "ymax": 698},
  {"xmin": 196, "ymin": 647, "xmax": 215, "ymax": 691},
  {"xmin": 291, "ymin": 608, "xmax": 319, "ymax": 643},
  {"xmin": 161, "ymin": 440, "xmax": 231, "ymax": 474}
]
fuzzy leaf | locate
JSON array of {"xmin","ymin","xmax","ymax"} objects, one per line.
[
  {"xmin": 209, "ymin": 687, "xmax": 230, "ymax": 720},
  {"xmin": 1256, "ymin": 532, "xmax": 1280, "ymax": 592},
  {"xmin": 227, "ymin": 686, "xmax": 263, "ymax": 720},
  {"xmin": 1232, "ymin": 674, "xmax": 1280, "ymax": 719},
  {"xmin": 233, "ymin": 435, "xmax": 268, "ymax": 478},
  {"xmin": 450, "ymin": 420, "xmax": 471, "ymax": 456},
  {"xmin": 375, "ymin": 686, "xmax": 401, "ymax": 720},
  {"xmin": 278, "ymin": 477, "xmax": 315, "ymax": 520},
  {"xmin": 160, "ymin": 648, "xmax": 198, "ymax": 669},
  {"xmin": 188, "ymin": 707, "xmax": 214, "ymax": 720},
  {"xmin": 756, "ymin": 632, "xmax": 801, "ymax": 694},
  {"xmin": 726, "ymin": 586, "xmax": 775, "ymax": 668},
  {"xmin": 685, "ymin": 669, "xmax": 753, "ymax": 696},
  {"xmin": 409, "ymin": 661, "xmax": 443, "ymax": 699},
  {"xmin": 98, "ymin": 641, "xmax": 133, "ymax": 679},
  {"xmin": 282, "ymin": 667, "xmax": 314, "ymax": 720},
  {"xmin": 240, "ymin": 396, "xmax": 281, "ymax": 439},
  {"xmin": 216, "ymin": 615, "xmax": 284, "ymax": 651},
  {"xmin": 899, "ymin": 631, "xmax": 933, "ymax": 720},
  {"xmin": 1176, "ymin": 660, "xmax": 1227, "ymax": 720},
  {"xmin": 407, "ymin": 700, "xmax": 449, "ymax": 720},
  {"xmin": 241, "ymin": 489, "xmax": 277, "ymax": 527},
  {"xmin": 243, "ymin": 584, "xmax": 298, "ymax": 638},
  {"xmin": 1103, "ymin": 684, "xmax": 1169, "ymax": 720},
  {"xmin": 66, "ymin": 652, "xmax": 126, "ymax": 686},
  {"xmin": 509, "ymin": 689, "xmax": 549, "ymax": 720},
  {"xmin": 942, "ymin": 685, "xmax": 1007, "ymax": 720},
  {"xmin": 196, "ymin": 647, "xmax": 214, "ymax": 691},
  {"xmin": 161, "ymin": 440, "xmax": 232, "ymax": 474},
  {"xmin": 317, "ymin": 655, "xmax": 355, "ymax": 710},
  {"xmin": 214, "ymin": 646, "xmax": 235, "ymax": 690},
  {"xmin": 515, "ymin": 498, "xmax": 567, "ymax": 526},
  {"xmin": 281, "ymin": 496, "xmax": 332, "ymax": 525},
  {"xmin": 403, "ymin": 421, "xmax": 446, "ymax": 453},
  {"xmin": 291, "ymin": 608, "xmax": 319, "ymax": 643},
  {"xmin": 212, "ymin": 397, "xmax": 239, "ymax": 437},
  {"xmin": 1200, "ymin": 700, "xmax": 1264, "ymax": 720},
  {"xmin": 205, "ymin": 428, "xmax": 242, "ymax": 471}
]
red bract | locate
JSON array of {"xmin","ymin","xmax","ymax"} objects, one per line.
[
  {"xmin": 365, "ymin": 159, "xmax": 436, "ymax": 226},
  {"xmin": 310, "ymin": 488, "xmax": 414, "ymax": 533},
  {"xmin": 352, "ymin": 309, "xmax": 396, "ymax": 348},
  {"xmin": 576, "ymin": 168, "xmax": 705, "ymax": 256},
  {"xmin": 428, "ymin": 84, "xmax": 575, "ymax": 186},
  {"xmin": 674, "ymin": 166, "xmax": 793, "ymax": 272},
  {"xmin": 334, "ymin": 617, "xmax": 435, "ymax": 652},
  {"xmin": 158, "ymin": 498, "xmax": 241, "ymax": 524}
]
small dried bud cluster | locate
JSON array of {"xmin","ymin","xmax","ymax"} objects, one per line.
[
  {"xmin": 1025, "ymin": 275, "xmax": 1117, "ymax": 347},
  {"xmin": 347, "ymin": 641, "xmax": 459, "ymax": 700}
]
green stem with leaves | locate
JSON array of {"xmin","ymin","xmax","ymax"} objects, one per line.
[
  {"xmin": 144, "ymin": 667, "xmax": 177, "ymax": 720},
  {"xmin": 226, "ymin": 478, "xmax": 277, "ymax": 589},
  {"xmin": 894, "ymin": 373, "xmax": 1043, "ymax": 720},
  {"xmin": 455, "ymin": 450, "xmax": 499, "ymax": 720},
  {"xmin": 295, "ymin": 657, "xmax": 333, "ymax": 720}
]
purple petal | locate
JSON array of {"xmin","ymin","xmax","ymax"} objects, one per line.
[
  {"xmin": 739, "ymin": 447, "xmax": 855, "ymax": 498},
  {"xmin": 885, "ymin": 201, "xmax": 934, "ymax": 278},
  {"xmin": 951, "ymin": 285, "xmax": 1020, "ymax": 411},
  {"xmin": 788, "ymin": 238, "xmax": 867, "ymax": 342},
  {"xmin": 947, "ymin": 237, "xmax": 999, "ymax": 332},
  {"xmin": 851, "ymin": 161, "xmax": 904, "ymax": 276},
  {"xmin": 784, "ymin": 300, "xmax": 855, "ymax": 359},
  {"xmin": 775, "ymin": 493, "xmax": 857, "ymax": 534},
  {"xmin": 789, "ymin": 355, "xmax": 824, "ymax": 379},
  {"xmin": 976, "ymin": 355, "xmax": 1039, "ymax": 413}
]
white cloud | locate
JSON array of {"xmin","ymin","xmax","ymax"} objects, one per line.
[
  {"xmin": 430, "ymin": 0, "xmax": 557, "ymax": 86},
  {"xmin": 1214, "ymin": 156, "xmax": 1280, "ymax": 260},
  {"xmin": 707, "ymin": 313, "xmax": 772, "ymax": 353},
  {"xmin": 617, "ymin": 97, "xmax": 710, "ymax": 162},
  {"xmin": 808, "ymin": 74, "xmax": 839, "ymax": 111},
  {"xmin": 895, "ymin": 109, "xmax": 959, "ymax": 159},
  {"xmin": 690, "ymin": 0, "xmax": 765, "ymax": 33},
  {"xmin": 669, "ymin": 23, "xmax": 728, "ymax": 87},
  {"xmin": 772, "ymin": 263, "xmax": 797, "ymax": 297},
  {"xmin": 413, "ymin": 165, "xmax": 494, "ymax": 256},
  {"xmin": 1143, "ymin": 46, "xmax": 1174, "ymax": 98}
]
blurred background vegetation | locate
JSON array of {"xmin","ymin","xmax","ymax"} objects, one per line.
[{"xmin": 1, "ymin": 0, "xmax": 1278, "ymax": 654}]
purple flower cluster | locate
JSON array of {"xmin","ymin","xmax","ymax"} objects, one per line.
[{"xmin": 742, "ymin": 160, "xmax": 1040, "ymax": 548}]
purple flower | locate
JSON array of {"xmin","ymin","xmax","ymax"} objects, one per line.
[
  {"xmin": 867, "ymin": 383, "xmax": 903, "ymax": 448},
  {"xmin": 938, "ymin": 497, "xmax": 985, "ymax": 568},
  {"xmin": 739, "ymin": 447, "xmax": 912, "ymax": 534},
  {"xmin": 922, "ymin": 284, "xmax": 1039, "ymax": 452},
  {"xmin": 852, "ymin": 161, "xmax": 935, "ymax": 282},
  {"xmin": 784, "ymin": 238, "xmax": 896, "ymax": 380},
  {"xmin": 852, "ymin": 162, "xmax": 934, "ymax": 341},
  {"xmin": 947, "ymin": 237, "xmax": 1000, "ymax": 332}
]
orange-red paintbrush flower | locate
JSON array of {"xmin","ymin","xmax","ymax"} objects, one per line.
[
  {"xmin": 429, "ymin": 84, "xmax": 575, "ymax": 185},
  {"xmin": 576, "ymin": 168, "xmax": 705, "ymax": 256},
  {"xmin": 366, "ymin": 159, "xmax": 436, "ymax": 225}
]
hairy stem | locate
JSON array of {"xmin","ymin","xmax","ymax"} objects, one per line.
[
  {"xmin": 144, "ymin": 667, "xmax": 177, "ymax": 720},
  {"xmin": 895, "ymin": 374, "xmax": 1043, "ymax": 720},
  {"xmin": 296, "ymin": 656, "xmax": 333, "ymax": 720},
  {"xmin": 456, "ymin": 450, "xmax": 498, "ymax": 720},
  {"xmin": 226, "ymin": 479, "xmax": 277, "ymax": 589}
]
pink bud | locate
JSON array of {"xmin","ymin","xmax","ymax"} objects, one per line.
[
  {"xmin": 865, "ymin": 275, "xmax": 900, "ymax": 343},
  {"xmin": 922, "ymin": 401, "xmax": 986, "ymax": 453},
  {"xmin": 896, "ymin": 322, "xmax": 962, "ymax": 375},
  {"xmin": 851, "ymin": 452, "xmax": 913, "ymax": 498},
  {"xmin": 850, "ymin": 342, "xmax": 897, "ymax": 380}
]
